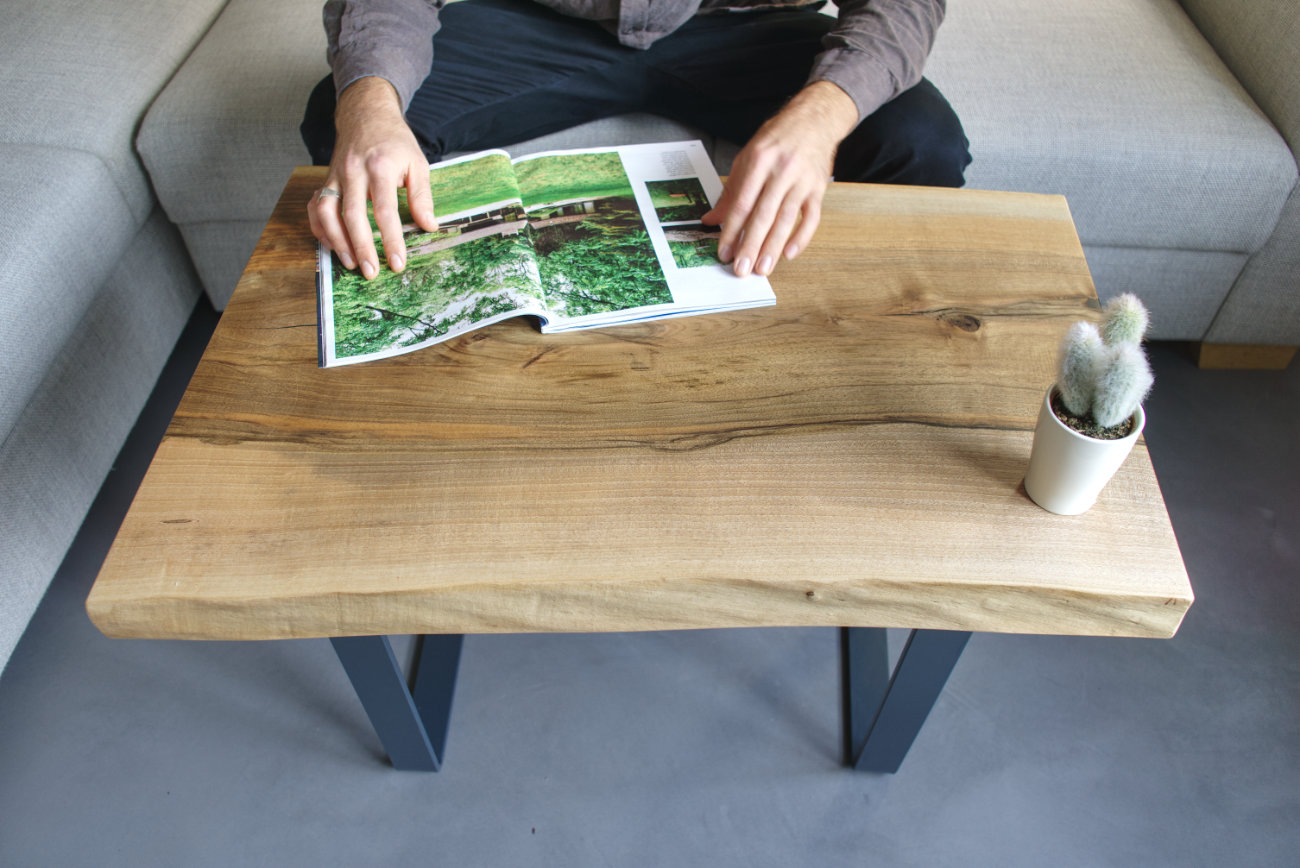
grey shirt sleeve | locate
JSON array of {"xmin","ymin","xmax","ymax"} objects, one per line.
[
  {"xmin": 807, "ymin": 0, "xmax": 946, "ymax": 123},
  {"xmin": 322, "ymin": 0, "xmax": 943, "ymax": 122},
  {"xmin": 324, "ymin": 0, "xmax": 443, "ymax": 111}
]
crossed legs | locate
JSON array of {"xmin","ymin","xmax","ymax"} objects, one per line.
[{"xmin": 302, "ymin": 0, "xmax": 970, "ymax": 188}]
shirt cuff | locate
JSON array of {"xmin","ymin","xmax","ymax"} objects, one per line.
[
  {"xmin": 333, "ymin": 50, "xmax": 427, "ymax": 113},
  {"xmin": 325, "ymin": 0, "xmax": 439, "ymax": 113},
  {"xmin": 807, "ymin": 48, "xmax": 903, "ymax": 125}
]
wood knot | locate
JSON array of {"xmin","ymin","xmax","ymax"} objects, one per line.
[{"xmin": 944, "ymin": 314, "xmax": 981, "ymax": 332}]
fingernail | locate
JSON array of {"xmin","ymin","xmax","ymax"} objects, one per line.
[
  {"xmin": 390, "ymin": 253, "xmax": 404, "ymax": 272},
  {"xmin": 757, "ymin": 255, "xmax": 774, "ymax": 275},
  {"xmin": 340, "ymin": 252, "xmax": 356, "ymax": 270},
  {"xmin": 785, "ymin": 242, "xmax": 799, "ymax": 259},
  {"xmin": 718, "ymin": 243, "xmax": 733, "ymax": 262},
  {"xmin": 361, "ymin": 260, "xmax": 377, "ymax": 280},
  {"xmin": 735, "ymin": 256, "xmax": 751, "ymax": 277}
]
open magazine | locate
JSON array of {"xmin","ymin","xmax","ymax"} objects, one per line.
[{"xmin": 315, "ymin": 140, "xmax": 775, "ymax": 367}]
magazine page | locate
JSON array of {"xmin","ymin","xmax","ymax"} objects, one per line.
[
  {"xmin": 317, "ymin": 150, "xmax": 548, "ymax": 368},
  {"xmin": 510, "ymin": 141, "xmax": 775, "ymax": 332}
]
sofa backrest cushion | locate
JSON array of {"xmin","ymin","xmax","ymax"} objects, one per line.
[
  {"xmin": 924, "ymin": 0, "xmax": 1297, "ymax": 253},
  {"xmin": 0, "ymin": 0, "xmax": 230, "ymax": 224},
  {"xmin": 1178, "ymin": 0, "xmax": 1299, "ymax": 158}
]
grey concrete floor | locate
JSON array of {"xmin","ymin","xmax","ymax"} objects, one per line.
[{"xmin": 1, "ymin": 303, "xmax": 1296, "ymax": 866}]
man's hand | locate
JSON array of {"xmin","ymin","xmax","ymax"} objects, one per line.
[
  {"xmin": 703, "ymin": 81, "xmax": 859, "ymax": 277},
  {"xmin": 306, "ymin": 76, "xmax": 438, "ymax": 279}
]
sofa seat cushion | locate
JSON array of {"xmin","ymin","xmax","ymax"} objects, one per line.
[
  {"xmin": 458, "ymin": 113, "xmax": 713, "ymax": 161},
  {"xmin": 0, "ymin": 0, "xmax": 229, "ymax": 224},
  {"xmin": 0, "ymin": 146, "xmax": 141, "ymax": 445},
  {"xmin": 137, "ymin": 0, "xmax": 327, "ymax": 231},
  {"xmin": 925, "ymin": 0, "xmax": 1298, "ymax": 254}
]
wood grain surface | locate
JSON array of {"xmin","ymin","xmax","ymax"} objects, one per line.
[{"xmin": 87, "ymin": 169, "xmax": 1192, "ymax": 641}]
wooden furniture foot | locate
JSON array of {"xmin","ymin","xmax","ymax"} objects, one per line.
[{"xmin": 1196, "ymin": 343, "xmax": 1297, "ymax": 370}]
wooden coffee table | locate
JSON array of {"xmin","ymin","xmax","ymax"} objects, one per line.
[{"xmin": 88, "ymin": 168, "xmax": 1192, "ymax": 772}]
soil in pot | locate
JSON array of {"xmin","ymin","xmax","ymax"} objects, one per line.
[{"xmin": 1050, "ymin": 391, "xmax": 1136, "ymax": 440}]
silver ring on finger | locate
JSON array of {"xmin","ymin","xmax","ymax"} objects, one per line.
[{"xmin": 317, "ymin": 187, "xmax": 342, "ymax": 203}]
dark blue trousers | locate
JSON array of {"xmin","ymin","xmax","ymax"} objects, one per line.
[{"xmin": 302, "ymin": 0, "xmax": 970, "ymax": 187}]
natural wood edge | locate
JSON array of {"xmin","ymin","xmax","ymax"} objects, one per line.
[
  {"xmin": 86, "ymin": 576, "xmax": 1194, "ymax": 643},
  {"xmin": 1196, "ymin": 342, "xmax": 1297, "ymax": 370}
]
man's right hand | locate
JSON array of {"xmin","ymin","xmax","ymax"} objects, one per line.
[{"xmin": 306, "ymin": 76, "xmax": 438, "ymax": 279}]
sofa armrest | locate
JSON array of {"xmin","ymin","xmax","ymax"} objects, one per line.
[{"xmin": 1181, "ymin": 0, "xmax": 1300, "ymax": 352}]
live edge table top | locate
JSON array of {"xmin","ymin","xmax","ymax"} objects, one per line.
[{"xmin": 88, "ymin": 168, "xmax": 1192, "ymax": 642}]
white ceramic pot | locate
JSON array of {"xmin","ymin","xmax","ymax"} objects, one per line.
[{"xmin": 1024, "ymin": 386, "xmax": 1145, "ymax": 515}]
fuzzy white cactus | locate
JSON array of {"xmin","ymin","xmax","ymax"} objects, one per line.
[
  {"xmin": 1057, "ymin": 321, "xmax": 1103, "ymax": 416},
  {"xmin": 1100, "ymin": 293, "xmax": 1151, "ymax": 347},
  {"xmin": 1055, "ymin": 294, "xmax": 1153, "ymax": 432},
  {"xmin": 1093, "ymin": 341, "xmax": 1155, "ymax": 427}
]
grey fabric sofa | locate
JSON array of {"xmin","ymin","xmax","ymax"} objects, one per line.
[
  {"xmin": 142, "ymin": 0, "xmax": 1299, "ymax": 352},
  {"xmin": 1, "ymin": 0, "xmax": 1297, "ymax": 676},
  {"xmin": 927, "ymin": 0, "xmax": 1300, "ymax": 353},
  {"xmin": 0, "ymin": 1, "xmax": 227, "ymax": 673}
]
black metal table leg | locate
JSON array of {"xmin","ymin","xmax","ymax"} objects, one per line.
[
  {"xmin": 842, "ymin": 627, "xmax": 971, "ymax": 773},
  {"xmin": 331, "ymin": 634, "xmax": 463, "ymax": 771}
]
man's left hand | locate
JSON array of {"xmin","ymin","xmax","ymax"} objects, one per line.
[{"xmin": 703, "ymin": 80, "xmax": 859, "ymax": 277}]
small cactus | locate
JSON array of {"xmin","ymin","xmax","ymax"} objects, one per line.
[
  {"xmin": 1054, "ymin": 294, "xmax": 1153, "ymax": 434},
  {"xmin": 1093, "ymin": 342, "xmax": 1155, "ymax": 427},
  {"xmin": 1057, "ymin": 321, "xmax": 1103, "ymax": 416},
  {"xmin": 1100, "ymin": 293, "xmax": 1150, "ymax": 347}
]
